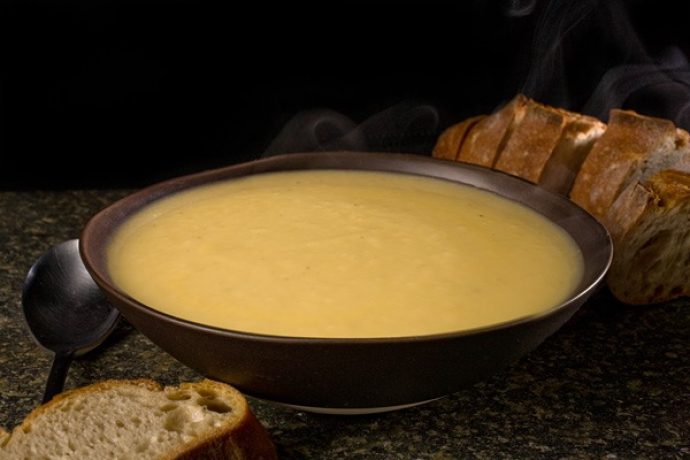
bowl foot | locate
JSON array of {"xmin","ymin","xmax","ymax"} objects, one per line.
[{"xmin": 272, "ymin": 398, "xmax": 442, "ymax": 415}]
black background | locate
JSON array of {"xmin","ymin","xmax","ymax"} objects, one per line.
[{"xmin": 2, "ymin": 0, "xmax": 689, "ymax": 189}]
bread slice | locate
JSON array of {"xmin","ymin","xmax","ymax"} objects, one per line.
[
  {"xmin": 604, "ymin": 170, "xmax": 690, "ymax": 304},
  {"xmin": 492, "ymin": 101, "xmax": 606, "ymax": 194},
  {"xmin": 432, "ymin": 115, "xmax": 486, "ymax": 161},
  {"xmin": 538, "ymin": 116, "xmax": 606, "ymax": 194},
  {"xmin": 569, "ymin": 109, "xmax": 682, "ymax": 220},
  {"xmin": 0, "ymin": 379, "xmax": 277, "ymax": 460},
  {"xmin": 458, "ymin": 94, "xmax": 529, "ymax": 167},
  {"xmin": 493, "ymin": 101, "xmax": 569, "ymax": 182}
]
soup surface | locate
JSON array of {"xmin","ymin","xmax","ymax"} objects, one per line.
[{"xmin": 107, "ymin": 169, "xmax": 584, "ymax": 338}]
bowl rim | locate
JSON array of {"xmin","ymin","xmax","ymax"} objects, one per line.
[{"xmin": 80, "ymin": 151, "xmax": 613, "ymax": 344}]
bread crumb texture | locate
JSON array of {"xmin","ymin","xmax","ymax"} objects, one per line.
[
  {"xmin": 606, "ymin": 171, "xmax": 690, "ymax": 304},
  {"xmin": 0, "ymin": 379, "xmax": 277, "ymax": 460}
]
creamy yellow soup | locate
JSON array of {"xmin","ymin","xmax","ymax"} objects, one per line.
[{"xmin": 107, "ymin": 169, "xmax": 583, "ymax": 338}]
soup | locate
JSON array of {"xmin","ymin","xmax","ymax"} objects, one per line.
[{"xmin": 106, "ymin": 169, "xmax": 583, "ymax": 338}]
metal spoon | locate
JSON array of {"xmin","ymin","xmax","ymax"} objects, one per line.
[{"xmin": 22, "ymin": 239, "xmax": 120, "ymax": 403}]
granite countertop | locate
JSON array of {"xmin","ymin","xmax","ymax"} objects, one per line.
[{"xmin": 1, "ymin": 189, "xmax": 688, "ymax": 459}]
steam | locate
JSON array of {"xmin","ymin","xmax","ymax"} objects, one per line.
[
  {"xmin": 520, "ymin": 0, "xmax": 598, "ymax": 108},
  {"xmin": 263, "ymin": 109, "xmax": 362, "ymax": 156},
  {"xmin": 584, "ymin": 47, "xmax": 690, "ymax": 129},
  {"xmin": 265, "ymin": 0, "xmax": 690, "ymax": 155},
  {"xmin": 504, "ymin": 0, "xmax": 537, "ymax": 18},
  {"xmin": 263, "ymin": 102, "xmax": 440, "ymax": 157},
  {"xmin": 520, "ymin": 0, "xmax": 690, "ymax": 130}
]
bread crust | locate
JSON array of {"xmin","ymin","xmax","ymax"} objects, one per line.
[
  {"xmin": 570, "ymin": 109, "xmax": 677, "ymax": 220},
  {"xmin": 494, "ymin": 103, "xmax": 567, "ymax": 183},
  {"xmin": 432, "ymin": 115, "xmax": 486, "ymax": 161},
  {"xmin": 539, "ymin": 116, "xmax": 606, "ymax": 194},
  {"xmin": 458, "ymin": 94, "xmax": 528, "ymax": 167}
]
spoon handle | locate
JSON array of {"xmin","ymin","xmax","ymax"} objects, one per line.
[{"xmin": 42, "ymin": 350, "xmax": 74, "ymax": 404}]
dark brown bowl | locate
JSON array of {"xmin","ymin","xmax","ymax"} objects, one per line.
[{"xmin": 80, "ymin": 152, "xmax": 612, "ymax": 413}]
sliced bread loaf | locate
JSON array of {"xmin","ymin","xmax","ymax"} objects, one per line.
[
  {"xmin": 0, "ymin": 379, "xmax": 277, "ymax": 460},
  {"xmin": 431, "ymin": 94, "xmax": 690, "ymax": 305},
  {"xmin": 447, "ymin": 95, "xmax": 605, "ymax": 196}
]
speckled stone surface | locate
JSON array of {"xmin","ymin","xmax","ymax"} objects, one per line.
[{"xmin": 1, "ymin": 190, "xmax": 689, "ymax": 459}]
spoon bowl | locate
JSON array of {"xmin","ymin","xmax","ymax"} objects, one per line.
[{"xmin": 22, "ymin": 239, "xmax": 120, "ymax": 403}]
